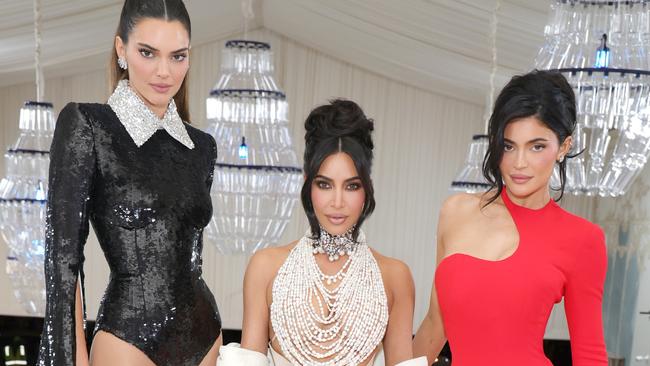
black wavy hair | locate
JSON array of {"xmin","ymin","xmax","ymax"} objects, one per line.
[
  {"xmin": 301, "ymin": 99, "xmax": 376, "ymax": 240},
  {"xmin": 483, "ymin": 69, "xmax": 577, "ymax": 205}
]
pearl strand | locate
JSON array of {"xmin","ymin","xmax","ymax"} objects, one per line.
[{"xmin": 270, "ymin": 230, "xmax": 389, "ymax": 365}]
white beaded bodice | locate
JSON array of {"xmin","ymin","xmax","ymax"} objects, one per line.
[{"xmin": 270, "ymin": 231, "xmax": 389, "ymax": 366}]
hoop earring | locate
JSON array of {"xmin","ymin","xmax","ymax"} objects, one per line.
[{"xmin": 118, "ymin": 57, "xmax": 128, "ymax": 70}]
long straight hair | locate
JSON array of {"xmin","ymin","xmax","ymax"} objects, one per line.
[{"xmin": 109, "ymin": 0, "xmax": 192, "ymax": 122}]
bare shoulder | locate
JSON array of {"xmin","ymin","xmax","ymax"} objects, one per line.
[
  {"xmin": 443, "ymin": 191, "xmax": 506, "ymax": 217},
  {"xmin": 246, "ymin": 240, "xmax": 299, "ymax": 281},
  {"xmin": 440, "ymin": 192, "xmax": 484, "ymax": 216},
  {"xmin": 438, "ymin": 192, "xmax": 486, "ymax": 229},
  {"xmin": 369, "ymin": 248, "xmax": 414, "ymax": 289}
]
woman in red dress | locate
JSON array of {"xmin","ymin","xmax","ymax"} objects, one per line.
[{"xmin": 413, "ymin": 70, "xmax": 608, "ymax": 365}]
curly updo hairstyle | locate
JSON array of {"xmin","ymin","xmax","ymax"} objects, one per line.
[{"xmin": 301, "ymin": 99, "xmax": 376, "ymax": 240}]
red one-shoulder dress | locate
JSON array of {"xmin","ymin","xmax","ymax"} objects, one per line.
[{"xmin": 435, "ymin": 189, "xmax": 608, "ymax": 365}]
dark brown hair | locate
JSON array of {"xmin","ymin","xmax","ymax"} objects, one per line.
[
  {"xmin": 483, "ymin": 70, "xmax": 577, "ymax": 205},
  {"xmin": 301, "ymin": 99, "xmax": 376, "ymax": 240},
  {"xmin": 109, "ymin": 0, "xmax": 192, "ymax": 122}
]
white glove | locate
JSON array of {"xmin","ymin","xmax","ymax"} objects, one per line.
[
  {"xmin": 395, "ymin": 356, "xmax": 429, "ymax": 366},
  {"xmin": 217, "ymin": 343, "xmax": 269, "ymax": 366}
]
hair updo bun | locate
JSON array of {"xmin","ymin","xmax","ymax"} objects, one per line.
[
  {"xmin": 304, "ymin": 99, "xmax": 375, "ymax": 153},
  {"xmin": 301, "ymin": 99, "xmax": 376, "ymax": 240}
]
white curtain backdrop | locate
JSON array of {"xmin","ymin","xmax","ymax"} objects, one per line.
[
  {"xmin": 0, "ymin": 29, "xmax": 598, "ymax": 354},
  {"xmin": 595, "ymin": 166, "xmax": 650, "ymax": 362}
]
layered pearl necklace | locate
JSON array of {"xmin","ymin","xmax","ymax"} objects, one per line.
[{"xmin": 271, "ymin": 229, "xmax": 388, "ymax": 365}]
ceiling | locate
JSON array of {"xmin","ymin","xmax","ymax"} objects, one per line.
[{"xmin": 0, "ymin": 0, "xmax": 551, "ymax": 104}]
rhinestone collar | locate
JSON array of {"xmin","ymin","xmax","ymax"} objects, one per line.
[
  {"xmin": 108, "ymin": 79, "xmax": 195, "ymax": 149},
  {"xmin": 310, "ymin": 225, "xmax": 361, "ymax": 262}
]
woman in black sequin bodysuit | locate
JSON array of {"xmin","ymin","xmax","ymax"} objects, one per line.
[{"xmin": 37, "ymin": 1, "xmax": 222, "ymax": 365}]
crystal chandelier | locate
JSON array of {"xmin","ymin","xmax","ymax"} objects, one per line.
[
  {"xmin": 205, "ymin": 40, "xmax": 302, "ymax": 254},
  {"xmin": 536, "ymin": 0, "xmax": 650, "ymax": 197},
  {"xmin": 451, "ymin": 0, "xmax": 501, "ymax": 193},
  {"xmin": 451, "ymin": 134, "xmax": 491, "ymax": 193},
  {"xmin": 0, "ymin": 0, "xmax": 52, "ymax": 315},
  {"xmin": 0, "ymin": 102, "xmax": 54, "ymax": 315}
]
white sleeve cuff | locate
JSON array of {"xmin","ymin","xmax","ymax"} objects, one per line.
[
  {"xmin": 395, "ymin": 356, "xmax": 429, "ymax": 366},
  {"xmin": 218, "ymin": 343, "xmax": 269, "ymax": 366}
]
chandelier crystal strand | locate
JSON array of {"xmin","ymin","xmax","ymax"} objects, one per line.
[
  {"xmin": 536, "ymin": 0, "xmax": 650, "ymax": 197},
  {"xmin": 270, "ymin": 231, "xmax": 389, "ymax": 365},
  {"xmin": 33, "ymin": 0, "xmax": 44, "ymax": 102},
  {"xmin": 0, "ymin": 0, "xmax": 53, "ymax": 315},
  {"xmin": 450, "ymin": 134, "xmax": 491, "ymax": 193},
  {"xmin": 205, "ymin": 40, "xmax": 302, "ymax": 254},
  {"xmin": 0, "ymin": 101, "xmax": 55, "ymax": 316},
  {"xmin": 450, "ymin": 0, "xmax": 501, "ymax": 193}
]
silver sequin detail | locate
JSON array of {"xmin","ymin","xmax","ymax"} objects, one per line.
[{"xmin": 108, "ymin": 79, "xmax": 195, "ymax": 149}]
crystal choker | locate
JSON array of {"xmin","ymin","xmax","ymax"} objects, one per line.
[{"xmin": 310, "ymin": 225, "xmax": 359, "ymax": 262}]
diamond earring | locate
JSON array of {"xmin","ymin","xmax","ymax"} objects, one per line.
[
  {"xmin": 557, "ymin": 155, "xmax": 564, "ymax": 163},
  {"xmin": 118, "ymin": 57, "xmax": 128, "ymax": 70}
]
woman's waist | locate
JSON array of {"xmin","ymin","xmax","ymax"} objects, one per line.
[
  {"xmin": 268, "ymin": 344, "xmax": 380, "ymax": 366},
  {"xmin": 104, "ymin": 272, "xmax": 211, "ymax": 302},
  {"xmin": 446, "ymin": 334, "xmax": 550, "ymax": 365},
  {"xmin": 98, "ymin": 277, "xmax": 217, "ymax": 323},
  {"xmin": 450, "ymin": 352, "xmax": 553, "ymax": 366},
  {"xmin": 106, "ymin": 262, "xmax": 204, "ymax": 282},
  {"xmin": 94, "ymin": 285, "xmax": 221, "ymax": 340},
  {"xmin": 101, "ymin": 239, "xmax": 206, "ymax": 277}
]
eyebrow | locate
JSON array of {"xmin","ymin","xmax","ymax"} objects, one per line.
[
  {"xmin": 314, "ymin": 175, "xmax": 362, "ymax": 182},
  {"xmin": 137, "ymin": 42, "xmax": 189, "ymax": 53},
  {"xmin": 504, "ymin": 137, "xmax": 550, "ymax": 144}
]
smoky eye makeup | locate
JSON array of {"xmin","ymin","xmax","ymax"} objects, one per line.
[
  {"xmin": 346, "ymin": 181, "xmax": 362, "ymax": 191},
  {"xmin": 172, "ymin": 53, "xmax": 187, "ymax": 62},
  {"xmin": 313, "ymin": 179, "xmax": 331, "ymax": 190},
  {"xmin": 138, "ymin": 48, "xmax": 154, "ymax": 58}
]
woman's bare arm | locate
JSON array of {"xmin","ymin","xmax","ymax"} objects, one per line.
[
  {"xmin": 240, "ymin": 248, "xmax": 277, "ymax": 353},
  {"xmin": 412, "ymin": 195, "xmax": 461, "ymax": 363},
  {"xmin": 75, "ymin": 279, "xmax": 89, "ymax": 366},
  {"xmin": 382, "ymin": 259, "xmax": 416, "ymax": 365}
]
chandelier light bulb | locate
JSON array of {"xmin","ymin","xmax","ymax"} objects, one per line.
[
  {"xmin": 238, "ymin": 137, "xmax": 249, "ymax": 160},
  {"xmin": 594, "ymin": 34, "xmax": 610, "ymax": 69}
]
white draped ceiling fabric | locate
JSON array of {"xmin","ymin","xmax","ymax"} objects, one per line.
[{"xmin": 0, "ymin": 0, "xmax": 550, "ymax": 102}]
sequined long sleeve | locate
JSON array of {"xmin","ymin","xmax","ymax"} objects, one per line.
[
  {"xmin": 38, "ymin": 102, "xmax": 96, "ymax": 366},
  {"xmin": 206, "ymin": 135, "xmax": 217, "ymax": 190}
]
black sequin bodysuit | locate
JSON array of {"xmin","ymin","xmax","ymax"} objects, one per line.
[{"xmin": 37, "ymin": 102, "xmax": 221, "ymax": 365}]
